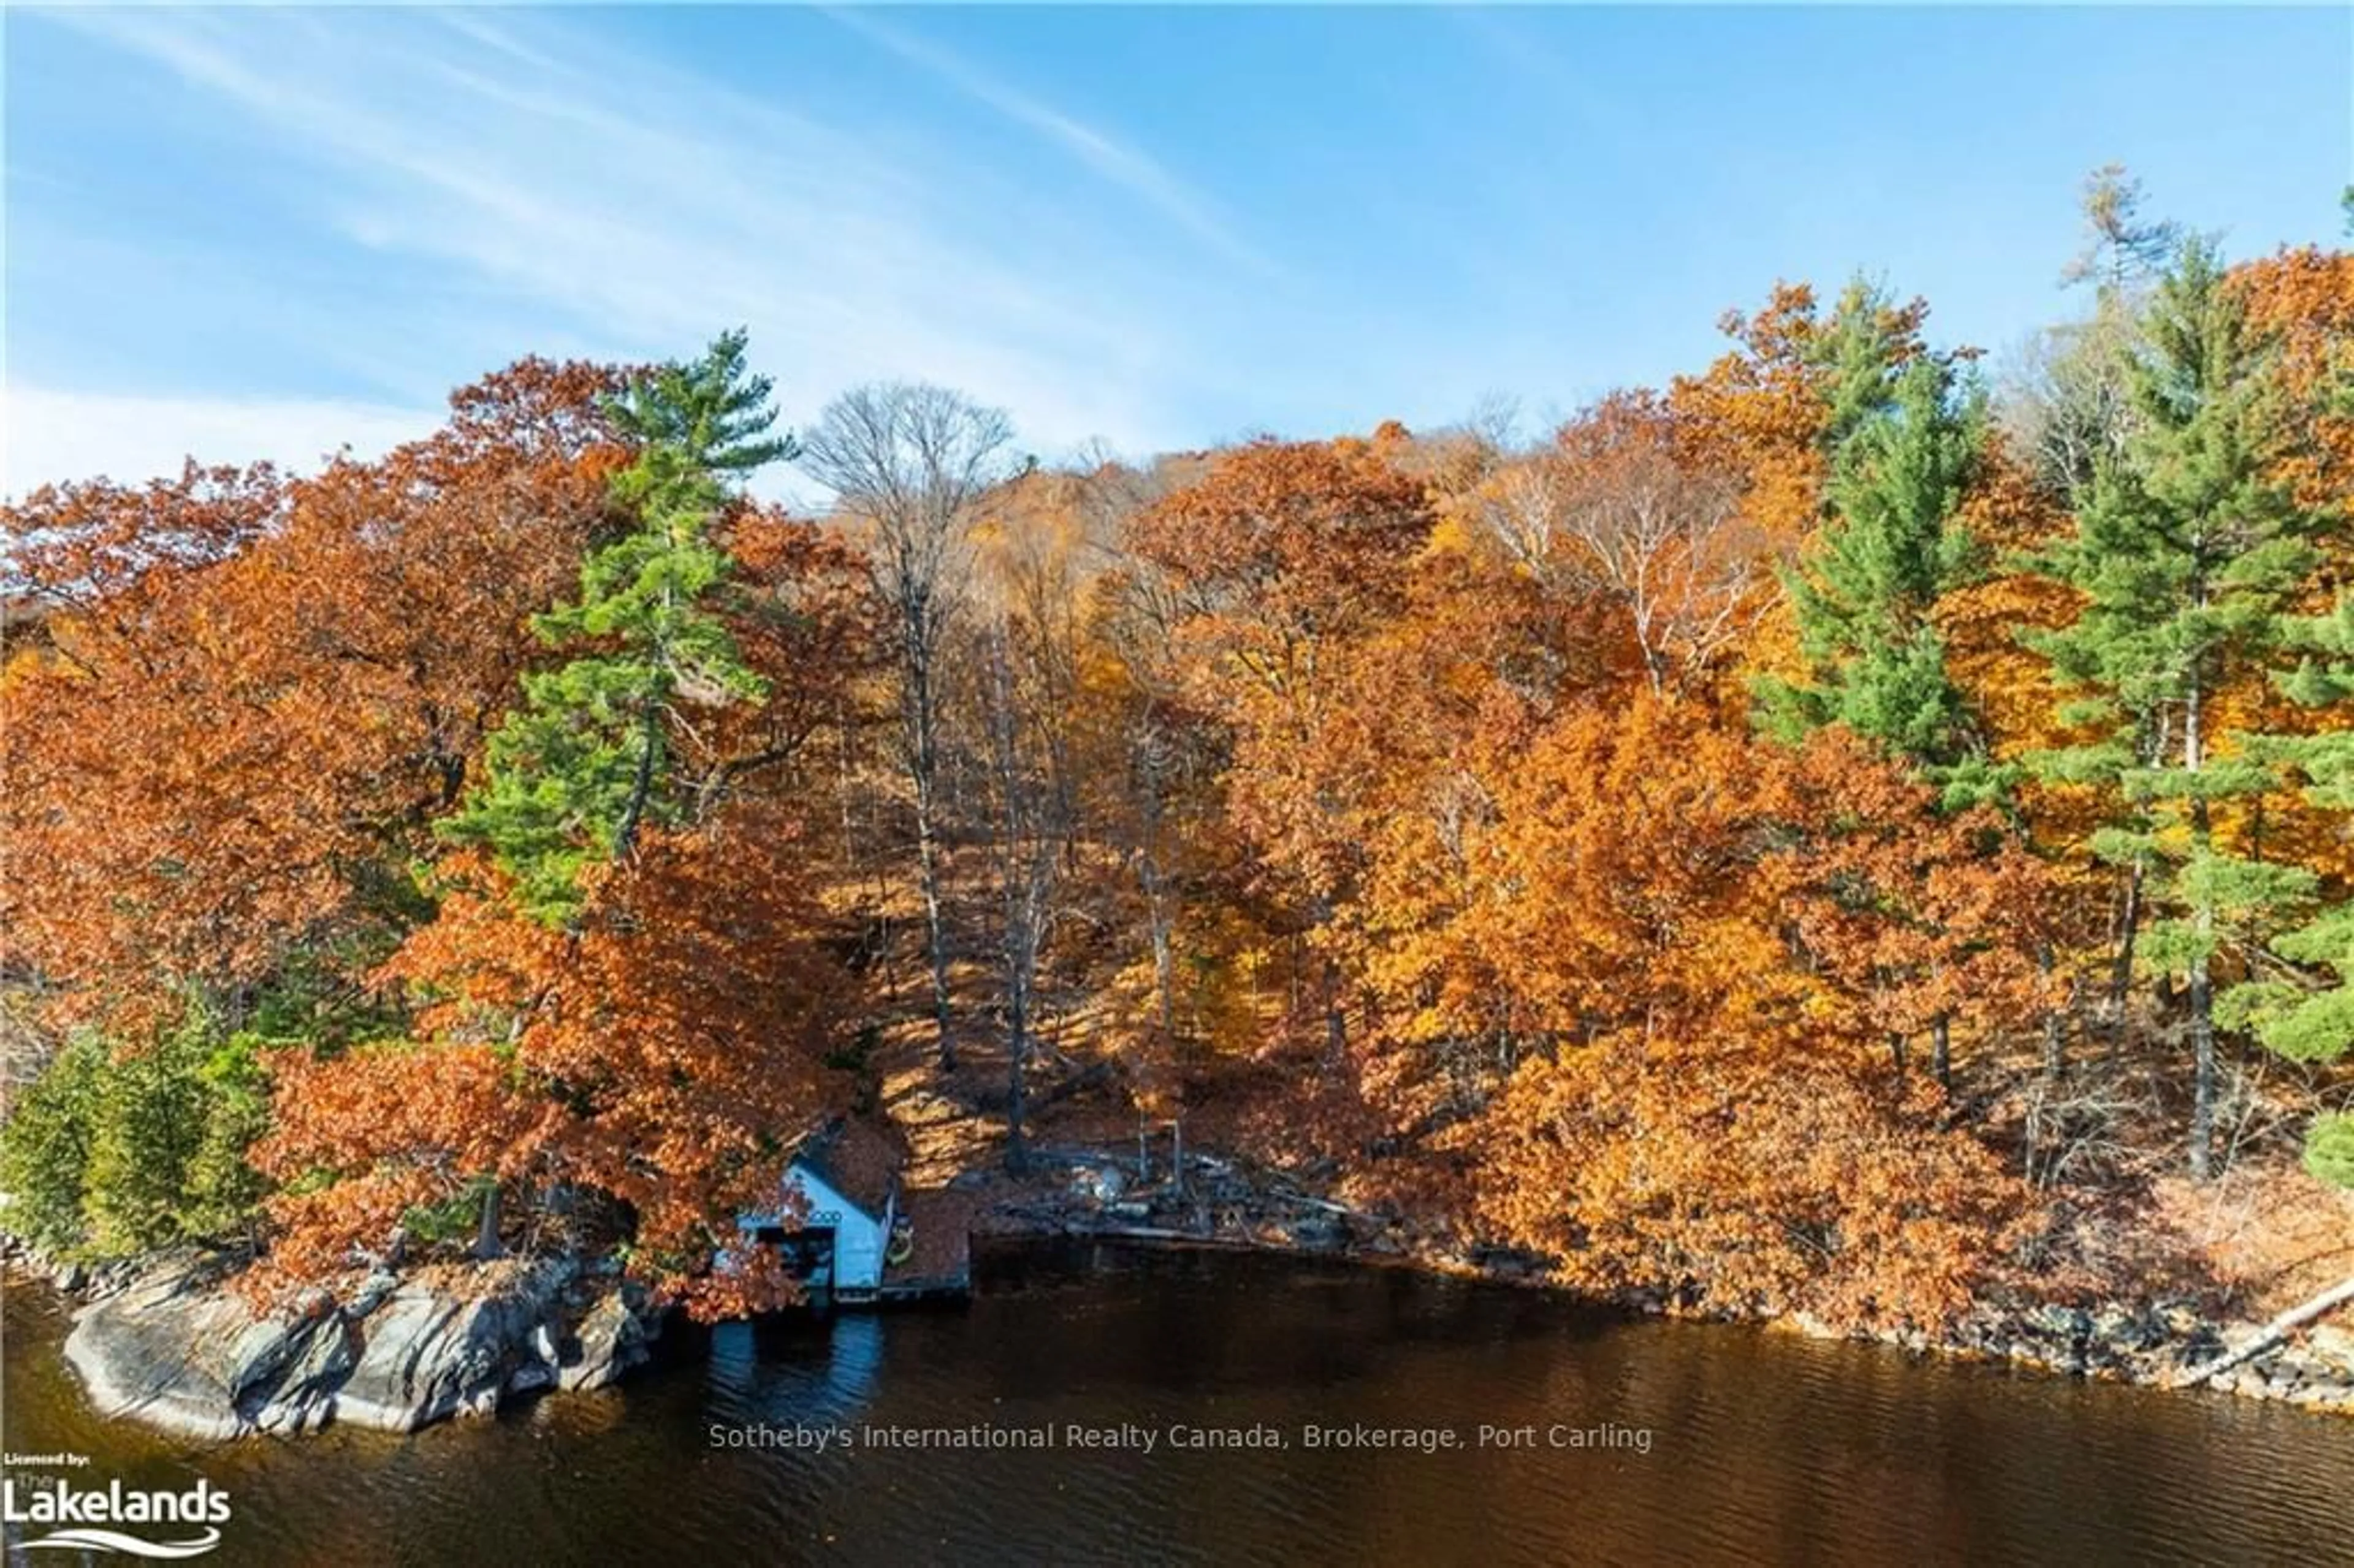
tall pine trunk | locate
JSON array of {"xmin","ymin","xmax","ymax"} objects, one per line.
[
  {"xmin": 2186, "ymin": 666, "xmax": 2216, "ymax": 1180},
  {"xmin": 2189, "ymin": 950, "xmax": 2217, "ymax": 1179},
  {"xmin": 2109, "ymin": 859, "xmax": 2144, "ymax": 1046},
  {"xmin": 614, "ymin": 707, "xmax": 664, "ymax": 861},
  {"xmin": 1146, "ymin": 871, "xmax": 1177, "ymax": 1044}
]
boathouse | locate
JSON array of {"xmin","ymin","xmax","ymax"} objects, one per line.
[{"xmin": 735, "ymin": 1117, "xmax": 973, "ymax": 1304}]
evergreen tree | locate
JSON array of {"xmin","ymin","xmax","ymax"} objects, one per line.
[
  {"xmin": 1759, "ymin": 347, "xmax": 1997, "ymax": 805},
  {"xmin": 2308, "ymin": 1114, "xmax": 2354, "ymax": 1189},
  {"xmin": 83, "ymin": 1008, "xmax": 213, "ymax": 1254},
  {"xmin": 443, "ymin": 330, "xmax": 792, "ymax": 924},
  {"xmin": 1813, "ymin": 276, "xmax": 1919, "ymax": 452},
  {"xmin": 183, "ymin": 1029, "xmax": 273, "ymax": 1244},
  {"xmin": 0, "ymin": 1000, "xmax": 271, "ymax": 1258},
  {"xmin": 0, "ymin": 1035, "xmax": 104, "ymax": 1255},
  {"xmin": 2060, "ymin": 164, "xmax": 2185, "ymax": 294},
  {"xmin": 2027, "ymin": 238, "xmax": 2328, "ymax": 1178},
  {"xmin": 2223, "ymin": 597, "xmax": 2354, "ymax": 1187}
]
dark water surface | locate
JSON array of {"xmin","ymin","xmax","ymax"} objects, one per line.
[{"xmin": 5, "ymin": 1241, "xmax": 2350, "ymax": 1566}]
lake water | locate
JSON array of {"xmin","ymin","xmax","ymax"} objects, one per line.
[{"xmin": 5, "ymin": 1241, "xmax": 2349, "ymax": 1565}]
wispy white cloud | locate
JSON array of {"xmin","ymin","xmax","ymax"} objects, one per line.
[
  {"xmin": 822, "ymin": 7, "xmax": 1278, "ymax": 278},
  {"xmin": 4, "ymin": 386, "xmax": 436, "ymax": 498},
  {"xmin": 24, "ymin": 6, "xmax": 1242, "ymax": 489}
]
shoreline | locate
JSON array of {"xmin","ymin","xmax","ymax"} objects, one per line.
[
  {"xmin": 994, "ymin": 1210, "xmax": 2354, "ymax": 1416},
  {"xmin": 967, "ymin": 1142, "xmax": 2354, "ymax": 1415},
  {"xmin": 9, "ymin": 1146, "xmax": 2352, "ymax": 1442}
]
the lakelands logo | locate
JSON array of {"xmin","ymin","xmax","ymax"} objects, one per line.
[{"xmin": 2, "ymin": 1465, "xmax": 230, "ymax": 1558}]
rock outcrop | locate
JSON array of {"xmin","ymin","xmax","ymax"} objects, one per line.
[{"xmin": 57, "ymin": 1250, "xmax": 666, "ymax": 1439}]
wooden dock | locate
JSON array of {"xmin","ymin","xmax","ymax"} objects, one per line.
[{"xmin": 876, "ymin": 1188, "xmax": 978, "ymax": 1302}]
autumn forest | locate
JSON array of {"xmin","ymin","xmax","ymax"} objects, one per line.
[{"xmin": 5, "ymin": 170, "xmax": 2351, "ymax": 1334}]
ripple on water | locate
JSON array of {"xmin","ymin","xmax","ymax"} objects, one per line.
[{"xmin": 7, "ymin": 1247, "xmax": 2351, "ymax": 1567}]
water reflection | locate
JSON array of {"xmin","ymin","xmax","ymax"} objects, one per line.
[
  {"xmin": 706, "ymin": 1309, "xmax": 885, "ymax": 1427},
  {"xmin": 6, "ymin": 1244, "xmax": 2351, "ymax": 1568}
]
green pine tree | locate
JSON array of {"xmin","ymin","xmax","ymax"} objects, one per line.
[
  {"xmin": 2026, "ymin": 238, "xmax": 2328, "ymax": 1179},
  {"xmin": 2307, "ymin": 1111, "xmax": 2354, "ymax": 1189},
  {"xmin": 1758, "ymin": 342, "xmax": 1999, "ymax": 806},
  {"xmin": 182, "ymin": 1030, "xmax": 274, "ymax": 1244},
  {"xmin": 82, "ymin": 1006, "xmax": 221, "ymax": 1255},
  {"xmin": 1814, "ymin": 276, "xmax": 1914, "ymax": 452},
  {"xmin": 1, "ymin": 995, "xmax": 281, "ymax": 1258},
  {"xmin": 441, "ymin": 330, "xmax": 793, "ymax": 925},
  {"xmin": 2222, "ymin": 597, "xmax": 2354, "ymax": 1187},
  {"xmin": 0, "ymin": 1034, "xmax": 104, "ymax": 1255}
]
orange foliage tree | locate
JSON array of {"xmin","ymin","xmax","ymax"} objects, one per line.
[
  {"xmin": 1, "ymin": 361, "xmax": 628, "ymax": 1022},
  {"xmin": 257, "ymin": 813, "xmax": 842, "ymax": 1315},
  {"xmin": 1439, "ymin": 701, "xmax": 2037, "ymax": 1325},
  {"xmin": 246, "ymin": 343, "xmax": 866, "ymax": 1313},
  {"xmin": 1476, "ymin": 391, "xmax": 1764, "ymax": 697},
  {"xmin": 1123, "ymin": 433, "xmax": 1437, "ymax": 1055}
]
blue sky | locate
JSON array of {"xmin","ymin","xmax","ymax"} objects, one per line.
[{"xmin": 6, "ymin": 5, "xmax": 2348, "ymax": 497}]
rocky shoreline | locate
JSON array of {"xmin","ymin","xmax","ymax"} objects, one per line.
[
  {"xmin": 9, "ymin": 1141, "xmax": 2350, "ymax": 1439},
  {"xmin": 4, "ymin": 1238, "xmax": 666, "ymax": 1440},
  {"xmin": 1800, "ymin": 1299, "xmax": 2354, "ymax": 1414},
  {"xmin": 982, "ymin": 1144, "xmax": 2354, "ymax": 1418}
]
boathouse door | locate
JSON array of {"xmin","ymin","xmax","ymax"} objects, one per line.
[{"xmin": 753, "ymin": 1224, "xmax": 837, "ymax": 1293}]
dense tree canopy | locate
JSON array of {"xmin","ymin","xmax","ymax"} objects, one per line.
[{"xmin": 4, "ymin": 177, "xmax": 2349, "ymax": 1330}]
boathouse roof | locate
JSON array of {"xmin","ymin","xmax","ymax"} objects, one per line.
[{"xmin": 793, "ymin": 1116, "xmax": 905, "ymax": 1221}]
